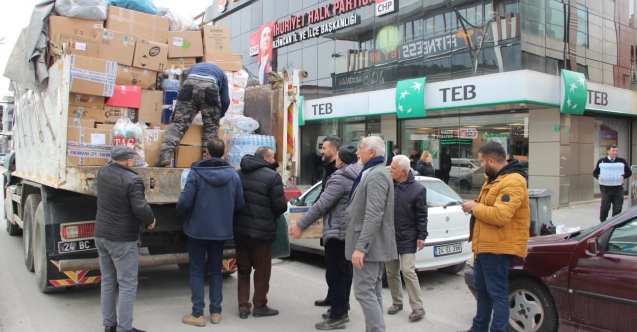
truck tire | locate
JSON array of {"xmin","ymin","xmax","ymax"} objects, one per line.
[
  {"xmin": 23, "ymin": 194, "xmax": 41, "ymax": 272},
  {"xmin": 33, "ymin": 202, "xmax": 63, "ymax": 293}
]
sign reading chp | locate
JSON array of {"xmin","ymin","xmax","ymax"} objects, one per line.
[{"xmin": 376, "ymin": 0, "xmax": 396, "ymax": 16}]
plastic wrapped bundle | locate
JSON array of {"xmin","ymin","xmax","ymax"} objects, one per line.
[
  {"xmin": 233, "ymin": 70, "xmax": 248, "ymax": 88},
  {"xmin": 164, "ymin": 9, "xmax": 199, "ymax": 31},
  {"xmin": 108, "ymin": 0, "xmax": 157, "ymax": 14},
  {"xmin": 111, "ymin": 118, "xmax": 147, "ymax": 167},
  {"xmin": 55, "ymin": 0, "xmax": 108, "ymax": 20},
  {"xmin": 161, "ymin": 78, "xmax": 181, "ymax": 91}
]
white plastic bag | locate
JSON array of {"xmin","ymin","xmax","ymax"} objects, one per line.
[
  {"xmin": 164, "ymin": 9, "xmax": 198, "ymax": 31},
  {"xmin": 181, "ymin": 169, "xmax": 191, "ymax": 190},
  {"xmin": 112, "ymin": 118, "xmax": 148, "ymax": 167},
  {"xmin": 555, "ymin": 224, "xmax": 581, "ymax": 234},
  {"xmin": 193, "ymin": 112, "xmax": 203, "ymax": 126},
  {"xmin": 55, "ymin": 0, "xmax": 108, "ymax": 20}
]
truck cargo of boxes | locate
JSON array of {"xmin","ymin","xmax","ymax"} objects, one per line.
[
  {"xmin": 203, "ymin": 54, "xmax": 243, "ymax": 72},
  {"xmin": 69, "ymin": 93, "xmax": 106, "ymax": 109},
  {"xmin": 133, "ymin": 39, "xmax": 168, "ymax": 72},
  {"xmin": 103, "ymin": 106, "xmax": 138, "ymax": 123},
  {"xmin": 166, "ymin": 57, "xmax": 197, "ymax": 71},
  {"xmin": 58, "ymin": 33, "xmax": 100, "ymax": 58},
  {"xmin": 174, "ymin": 123, "xmax": 204, "ymax": 168},
  {"xmin": 105, "ymin": 6, "xmax": 169, "ymax": 43},
  {"xmin": 167, "ymin": 31, "xmax": 204, "ymax": 58},
  {"xmin": 139, "ymin": 90, "xmax": 163, "ymax": 124},
  {"xmin": 69, "ymin": 106, "xmax": 106, "ymax": 123},
  {"xmin": 92, "ymin": 28, "xmax": 136, "ymax": 67},
  {"xmin": 49, "ymin": 16, "xmax": 103, "ymax": 54},
  {"xmin": 106, "ymin": 85, "xmax": 143, "ymax": 109},
  {"xmin": 66, "ymin": 126, "xmax": 112, "ymax": 166},
  {"xmin": 142, "ymin": 128, "xmax": 166, "ymax": 166}
]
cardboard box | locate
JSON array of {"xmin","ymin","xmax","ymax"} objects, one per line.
[
  {"xmin": 166, "ymin": 57, "xmax": 198, "ymax": 71},
  {"xmin": 116, "ymin": 65, "xmax": 157, "ymax": 89},
  {"xmin": 103, "ymin": 107, "xmax": 138, "ymax": 123},
  {"xmin": 93, "ymin": 28, "xmax": 136, "ymax": 67},
  {"xmin": 203, "ymin": 53, "xmax": 243, "ymax": 72},
  {"xmin": 70, "ymin": 106, "xmax": 105, "ymax": 123},
  {"xmin": 179, "ymin": 123, "xmax": 204, "ymax": 146},
  {"xmin": 287, "ymin": 207, "xmax": 324, "ymax": 238},
  {"xmin": 175, "ymin": 145, "xmax": 203, "ymax": 168},
  {"xmin": 106, "ymin": 6, "xmax": 169, "ymax": 43},
  {"xmin": 167, "ymin": 31, "xmax": 204, "ymax": 58},
  {"xmin": 69, "ymin": 93, "xmax": 106, "ymax": 109},
  {"xmin": 202, "ymin": 26, "xmax": 232, "ymax": 54},
  {"xmin": 96, "ymin": 123, "xmax": 115, "ymax": 130},
  {"xmin": 106, "ymin": 85, "xmax": 143, "ymax": 108},
  {"xmin": 67, "ymin": 117, "xmax": 96, "ymax": 128},
  {"xmin": 67, "ymin": 126, "xmax": 112, "ymax": 166},
  {"xmin": 148, "ymin": 123, "xmax": 171, "ymax": 130},
  {"xmin": 70, "ymin": 55, "xmax": 117, "ymax": 97},
  {"xmin": 133, "ymin": 39, "xmax": 168, "ymax": 72},
  {"xmin": 139, "ymin": 90, "xmax": 163, "ymax": 124},
  {"xmin": 58, "ymin": 33, "xmax": 100, "ymax": 58},
  {"xmin": 142, "ymin": 128, "xmax": 166, "ymax": 166},
  {"xmin": 49, "ymin": 16, "xmax": 104, "ymax": 44}
]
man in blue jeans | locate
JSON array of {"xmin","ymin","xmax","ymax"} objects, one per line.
[
  {"xmin": 95, "ymin": 144, "xmax": 156, "ymax": 332},
  {"xmin": 461, "ymin": 141, "xmax": 530, "ymax": 332},
  {"xmin": 177, "ymin": 138, "xmax": 244, "ymax": 326}
]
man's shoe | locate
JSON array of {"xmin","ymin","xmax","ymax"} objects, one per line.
[
  {"xmin": 182, "ymin": 314, "xmax": 206, "ymax": 327},
  {"xmin": 387, "ymin": 304, "xmax": 403, "ymax": 315},
  {"xmin": 322, "ymin": 311, "xmax": 350, "ymax": 323},
  {"xmin": 210, "ymin": 313, "xmax": 221, "ymax": 324},
  {"xmin": 125, "ymin": 329, "xmax": 146, "ymax": 332},
  {"xmin": 409, "ymin": 309, "xmax": 425, "ymax": 321},
  {"xmin": 154, "ymin": 153, "xmax": 171, "ymax": 167},
  {"xmin": 315, "ymin": 318, "xmax": 346, "ymax": 330},
  {"xmin": 315, "ymin": 296, "xmax": 331, "ymax": 307},
  {"xmin": 253, "ymin": 307, "xmax": 279, "ymax": 317},
  {"xmin": 239, "ymin": 312, "xmax": 249, "ymax": 319},
  {"xmin": 104, "ymin": 325, "xmax": 117, "ymax": 332}
]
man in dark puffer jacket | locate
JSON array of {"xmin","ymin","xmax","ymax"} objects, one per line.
[
  {"xmin": 95, "ymin": 145, "xmax": 155, "ymax": 332},
  {"xmin": 386, "ymin": 155, "xmax": 428, "ymax": 322},
  {"xmin": 234, "ymin": 146, "xmax": 288, "ymax": 319}
]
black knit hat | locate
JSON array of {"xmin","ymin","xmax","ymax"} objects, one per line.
[{"xmin": 338, "ymin": 146, "xmax": 358, "ymax": 164}]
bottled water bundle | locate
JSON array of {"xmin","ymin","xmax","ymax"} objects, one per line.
[{"xmin": 226, "ymin": 134, "xmax": 277, "ymax": 169}]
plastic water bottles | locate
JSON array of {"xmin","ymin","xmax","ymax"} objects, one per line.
[
  {"xmin": 180, "ymin": 169, "xmax": 190, "ymax": 190},
  {"xmin": 599, "ymin": 162, "xmax": 624, "ymax": 186}
]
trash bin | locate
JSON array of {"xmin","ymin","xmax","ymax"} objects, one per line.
[{"xmin": 528, "ymin": 189, "xmax": 556, "ymax": 236}]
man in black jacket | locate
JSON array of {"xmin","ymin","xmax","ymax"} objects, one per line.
[
  {"xmin": 386, "ymin": 155, "xmax": 428, "ymax": 322},
  {"xmin": 95, "ymin": 145, "xmax": 155, "ymax": 332},
  {"xmin": 593, "ymin": 144, "xmax": 632, "ymax": 222},
  {"xmin": 234, "ymin": 146, "xmax": 288, "ymax": 319}
]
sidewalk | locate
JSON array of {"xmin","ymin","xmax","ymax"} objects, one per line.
[{"xmin": 551, "ymin": 198, "xmax": 631, "ymax": 230}]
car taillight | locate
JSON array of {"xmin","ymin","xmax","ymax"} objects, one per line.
[{"xmin": 61, "ymin": 222, "xmax": 95, "ymax": 240}]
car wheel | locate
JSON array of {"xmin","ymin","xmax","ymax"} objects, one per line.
[
  {"xmin": 508, "ymin": 278, "xmax": 559, "ymax": 332},
  {"xmin": 437, "ymin": 261, "xmax": 466, "ymax": 275}
]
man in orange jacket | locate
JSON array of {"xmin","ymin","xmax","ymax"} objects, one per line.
[{"xmin": 460, "ymin": 141, "xmax": 530, "ymax": 332}]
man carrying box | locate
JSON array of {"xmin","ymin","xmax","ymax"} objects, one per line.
[
  {"xmin": 290, "ymin": 146, "xmax": 361, "ymax": 330},
  {"xmin": 155, "ymin": 62, "xmax": 230, "ymax": 166}
]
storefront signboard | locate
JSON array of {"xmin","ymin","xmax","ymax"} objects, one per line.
[
  {"xmin": 586, "ymin": 82, "xmax": 634, "ymax": 115},
  {"xmin": 395, "ymin": 77, "xmax": 426, "ymax": 119},
  {"xmin": 560, "ymin": 69, "xmax": 587, "ymax": 115},
  {"xmin": 375, "ymin": 0, "xmax": 396, "ymax": 16},
  {"xmin": 302, "ymin": 88, "xmax": 395, "ymax": 123}
]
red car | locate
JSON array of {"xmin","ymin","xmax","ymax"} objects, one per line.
[{"xmin": 465, "ymin": 208, "xmax": 637, "ymax": 332}]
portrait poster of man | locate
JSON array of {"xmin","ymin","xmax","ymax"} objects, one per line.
[{"xmin": 251, "ymin": 21, "xmax": 275, "ymax": 85}]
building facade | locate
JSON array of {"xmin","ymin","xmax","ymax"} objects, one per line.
[{"xmin": 207, "ymin": 0, "xmax": 637, "ymax": 206}]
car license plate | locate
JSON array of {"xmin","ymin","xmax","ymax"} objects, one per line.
[
  {"xmin": 434, "ymin": 243, "xmax": 462, "ymax": 257},
  {"xmin": 58, "ymin": 239, "xmax": 96, "ymax": 253}
]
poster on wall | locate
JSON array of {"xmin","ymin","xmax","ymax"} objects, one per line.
[
  {"xmin": 249, "ymin": 21, "xmax": 276, "ymax": 85},
  {"xmin": 599, "ymin": 124, "xmax": 618, "ymax": 159}
]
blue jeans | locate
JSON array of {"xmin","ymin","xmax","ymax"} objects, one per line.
[
  {"xmin": 471, "ymin": 253, "xmax": 514, "ymax": 332},
  {"xmin": 188, "ymin": 237, "xmax": 225, "ymax": 316}
]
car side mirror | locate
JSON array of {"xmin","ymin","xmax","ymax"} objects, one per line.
[
  {"xmin": 289, "ymin": 198, "xmax": 301, "ymax": 206},
  {"xmin": 585, "ymin": 238, "xmax": 599, "ymax": 255}
]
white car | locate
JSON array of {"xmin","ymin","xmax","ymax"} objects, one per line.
[{"xmin": 285, "ymin": 176, "xmax": 472, "ymax": 277}]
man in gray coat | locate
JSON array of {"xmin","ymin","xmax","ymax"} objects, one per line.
[
  {"xmin": 345, "ymin": 136, "xmax": 397, "ymax": 332},
  {"xmin": 290, "ymin": 146, "xmax": 361, "ymax": 330}
]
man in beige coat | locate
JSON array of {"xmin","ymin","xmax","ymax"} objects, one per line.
[{"xmin": 345, "ymin": 136, "xmax": 397, "ymax": 332}]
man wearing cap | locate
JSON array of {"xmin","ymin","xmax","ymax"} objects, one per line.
[
  {"xmin": 290, "ymin": 146, "xmax": 361, "ymax": 330},
  {"xmin": 95, "ymin": 144, "xmax": 156, "ymax": 332},
  {"xmin": 155, "ymin": 62, "xmax": 230, "ymax": 166}
]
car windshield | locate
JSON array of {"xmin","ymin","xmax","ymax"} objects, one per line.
[{"xmin": 416, "ymin": 179, "xmax": 463, "ymax": 207}]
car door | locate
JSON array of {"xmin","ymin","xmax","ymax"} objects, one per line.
[{"xmin": 568, "ymin": 219, "xmax": 637, "ymax": 332}]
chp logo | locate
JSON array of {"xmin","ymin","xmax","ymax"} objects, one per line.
[
  {"xmin": 218, "ymin": 0, "xmax": 227, "ymax": 13},
  {"xmin": 249, "ymin": 31, "xmax": 259, "ymax": 56},
  {"xmin": 375, "ymin": 0, "xmax": 396, "ymax": 17}
]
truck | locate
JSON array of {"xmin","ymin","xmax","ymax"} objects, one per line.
[{"xmin": 2, "ymin": 50, "xmax": 304, "ymax": 292}]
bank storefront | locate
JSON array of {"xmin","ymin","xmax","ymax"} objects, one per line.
[{"xmin": 301, "ymin": 70, "xmax": 637, "ymax": 207}]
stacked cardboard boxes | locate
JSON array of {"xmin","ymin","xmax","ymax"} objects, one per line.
[{"xmin": 53, "ymin": 6, "xmax": 246, "ymax": 168}]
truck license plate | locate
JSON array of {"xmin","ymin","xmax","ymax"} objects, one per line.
[
  {"xmin": 58, "ymin": 239, "xmax": 96, "ymax": 253},
  {"xmin": 434, "ymin": 243, "xmax": 462, "ymax": 257}
]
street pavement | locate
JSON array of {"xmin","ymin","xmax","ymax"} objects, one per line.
[{"xmin": 0, "ymin": 186, "xmax": 625, "ymax": 331}]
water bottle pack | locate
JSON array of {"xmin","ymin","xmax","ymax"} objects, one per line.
[
  {"xmin": 226, "ymin": 134, "xmax": 276, "ymax": 170},
  {"xmin": 180, "ymin": 169, "xmax": 191, "ymax": 190},
  {"xmin": 599, "ymin": 162, "xmax": 624, "ymax": 186}
]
